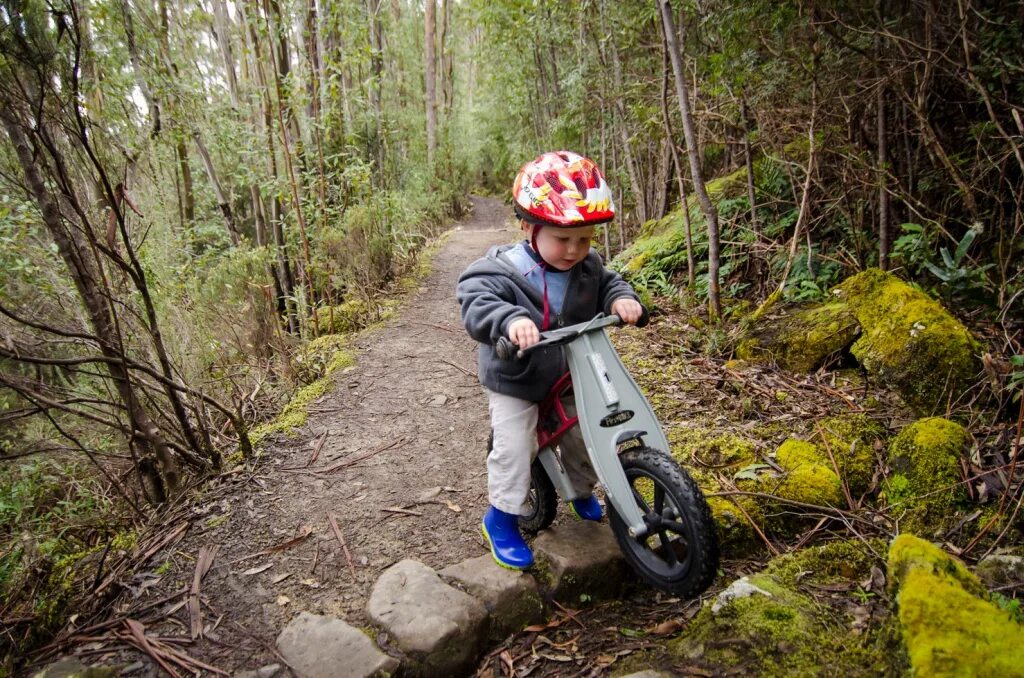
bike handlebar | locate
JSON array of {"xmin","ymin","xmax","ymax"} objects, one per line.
[{"xmin": 495, "ymin": 310, "xmax": 648, "ymax": 360}]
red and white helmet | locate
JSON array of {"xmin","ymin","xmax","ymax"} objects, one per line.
[{"xmin": 512, "ymin": 151, "xmax": 615, "ymax": 227}]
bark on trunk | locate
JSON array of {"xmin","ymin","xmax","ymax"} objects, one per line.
[
  {"xmin": 425, "ymin": 0, "xmax": 438, "ymax": 165},
  {"xmin": 193, "ymin": 132, "xmax": 242, "ymax": 246},
  {"xmin": 658, "ymin": 0, "xmax": 721, "ymax": 319}
]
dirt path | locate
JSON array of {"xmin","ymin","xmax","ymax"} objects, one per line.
[{"xmin": 133, "ymin": 196, "xmax": 517, "ymax": 672}]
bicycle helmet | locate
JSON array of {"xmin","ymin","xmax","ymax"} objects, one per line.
[{"xmin": 512, "ymin": 151, "xmax": 615, "ymax": 227}]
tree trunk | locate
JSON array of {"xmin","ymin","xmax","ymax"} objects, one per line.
[
  {"xmin": 658, "ymin": 0, "xmax": 721, "ymax": 319},
  {"xmin": 425, "ymin": 0, "xmax": 438, "ymax": 165},
  {"xmin": 877, "ymin": 82, "xmax": 890, "ymax": 271},
  {"xmin": 741, "ymin": 95, "xmax": 763, "ymax": 286},
  {"xmin": 609, "ymin": 37, "xmax": 647, "ymax": 225},
  {"xmin": 121, "ymin": 0, "xmax": 160, "ymax": 136},
  {"xmin": 2, "ymin": 113, "xmax": 181, "ymax": 494},
  {"xmin": 776, "ymin": 80, "xmax": 818, "ymax": 296},
  {"xmin": 212, "ymin": 0, "xmax": 240, "ymax": 110},
  {"xmin": 658, "ymin": 40, "xmax": 695, "ymax": 286},
  {"xmin": 367, "ymin": 0, "xmax": 384, "ymax": 177},
  {"xmin": 193, "ymin": 132, "xmax": 242, "ymax": 246}
]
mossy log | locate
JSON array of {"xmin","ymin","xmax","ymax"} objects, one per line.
[{"xmin": 887, "ymin": 534, "xmax": 1024, "ymax": 676}]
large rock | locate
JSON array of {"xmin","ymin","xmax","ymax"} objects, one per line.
[
  {"xmin": 439, "ymin": 554, "xmax": 544, "ymax": 640},
  {"xmin": 275, "ymin": 612, "xmax": 398, "ymax": 678},
  {"xmin": 671, "ymin": 540, "xmax": 893, "ymax": 675},
  {"xmin": 532, "ymin": 521, "xmax": 629, "ymax": 601},
  {"xmin": 888, "ymin": 534, "xmax": 1024, "ymax": 676},
  {"xmin": 366, "ymin": 559, "xmax": 487, "ymax": 676},
  {"xmin": 881, "ymin": 417, "xmax": 968, "ymax": 534},
  {"xmin": 835, "ymin": 268, "xmax": 980, "ymax": 414}
]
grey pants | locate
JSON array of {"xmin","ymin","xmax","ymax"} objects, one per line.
[{"xmin": 486, "ymin": 388, "xmax": 598, "ymax": 516}]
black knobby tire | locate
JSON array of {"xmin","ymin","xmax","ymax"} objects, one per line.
[
  {"xmin": 487, "ymin": 431, "xmax": 557, "ymax": 534},
  {"xmin": 608, "ymin": 446, "xmax": 719, "ymax": 597}
]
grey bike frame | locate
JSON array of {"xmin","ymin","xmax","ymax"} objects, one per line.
[{"xmin": 536, "ymin": 315, "xmax": 667, "ymax": 538}]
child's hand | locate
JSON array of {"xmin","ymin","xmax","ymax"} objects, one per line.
[
  {"xmin": 508, "ymin": 317, "xmax": 540, "ymax": 349},
  {"xmin": 611, "ymin": 298, "xmax": 644, "ymax": 325}
]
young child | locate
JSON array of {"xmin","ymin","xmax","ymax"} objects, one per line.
[{"xmin": 456, "ymin": 151, "xmax": 645, "ymax": 570}]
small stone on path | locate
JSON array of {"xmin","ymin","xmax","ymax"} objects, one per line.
[
  {"xmin": 367, "ymin": 559, "xmax": 487, "ymax": 676},
  {"xmin": 532, "ymin": 521, "xmax": 629, "ymax": 601},
  {"xmin": 275, "ymin": 612, "xmax": 398, "ymax": 678}
]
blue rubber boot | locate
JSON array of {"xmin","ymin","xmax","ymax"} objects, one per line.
[
  {"xmin": 481, "ymin": 506, "xmax": 534, "ymax": 570},
  {"xmin": 569, "ymin": 495, "xmax": 603, "ymax": 521}
]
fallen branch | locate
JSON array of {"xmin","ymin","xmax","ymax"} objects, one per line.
[
  {"xmin": 327, "ymin": 513, "xmax": 358, "ymax": 581},
  {"xmin": 188, "ymin": 544, "xmax": 219, "ymax": 640}
]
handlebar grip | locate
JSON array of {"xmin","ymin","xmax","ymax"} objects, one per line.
[
  {"xmin": 636, "ymin": 307, "xmax": 651, "ymax": 329},
  {"xmin": 495, "ymin": 336, "xmax": 517, "ymax": 360}
]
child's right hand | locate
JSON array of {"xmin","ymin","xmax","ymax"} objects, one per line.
[{"xmin": 508, "ymin": 318, "xmax": 540, "ymax": 350}]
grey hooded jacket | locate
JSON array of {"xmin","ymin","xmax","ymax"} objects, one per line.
[{"xmin": 456, "ymin": 242, "xmax": 641, "ymax": 402}]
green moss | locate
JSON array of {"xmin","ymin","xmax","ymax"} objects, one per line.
[
  {"xmin": 250, "ymin": 376, "xmax": 336, "ymax": 444},
  {"xmin": 772, "ymin": 439, "xmax": 844, "ymax": 509},
  {"xmin": 669, "ymin": 427, "xmax": 758, "ymax": 470},
  {"xmin": 736, "ymin": 302, "xmax": 859, "ymax": 373},
  {"xmin": 764, "ymin": 539, "xmax": 883, "ymax": 588},
  {"xmin": 883, "ymin": 418, "xmax": 968, "ymax": 534},
  {"xmin": 295, "ymin": 334, "xmax": 356, "ymax": 384},
  {"xmin": 615, "ymin": 166, "xmax": 748, "ymax": 277},
  {"xmin": 672, "ymin": 572, "xmax": 887, "ymax": 675},
  {"xmin": 835, "ymin": 269, "xmax": 980, "ymax": 414},
  {"xmin": 707, "ymin": 495, "xmax": 763, "ymax": 552},
  {"xmin": 816, "ymin": 414, "xmax": 885, "ymax": 496},
  {"xmin": 888, "ymin": 534, "xmax": 1024, "ymax": 676}
]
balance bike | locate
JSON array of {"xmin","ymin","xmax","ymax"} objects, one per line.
[{"xmin": 493, "ymin": 314, "xmax": 719, "ymax": 597}]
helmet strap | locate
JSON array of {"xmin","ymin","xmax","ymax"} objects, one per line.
[{"xmin": 528, "ymin": 225, "xmax": 551, "ymax": 331}]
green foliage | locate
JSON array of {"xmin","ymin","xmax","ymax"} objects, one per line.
[{"xmin": 1009, "ymin": 355, "xmax": 1024, "ymax": 402}]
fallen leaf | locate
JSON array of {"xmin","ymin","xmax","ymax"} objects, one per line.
[
  {"xmin": 276, "ymin": 595, "xmax": 291, "ymax": 606},
  {"xmin": 271, "ymin": 572, "xmax": 292, "ymax": 584},
  {"xmin": 648, "ymin": 618, "xmax": 684, "ymax": 636},
  {"xmin": 444, "ymin": 500, "xmax": 462, "ymax": 513},
  {"xmin": 242, "ymin": 563, "xmax": 273, "ymax": 576}
]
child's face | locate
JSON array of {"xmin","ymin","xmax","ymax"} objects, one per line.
[{"xmin": 525, "ymin": 223, "xmax": 595, "ymax": 271}]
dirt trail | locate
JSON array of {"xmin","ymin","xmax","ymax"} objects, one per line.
[{"xmin": 129, "ymin": 196, "xmax": 516, "ymax": 672}]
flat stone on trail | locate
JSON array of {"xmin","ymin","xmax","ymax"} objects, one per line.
[
  {"xmin": 275, "ymin": 612, "xmax": 398, "ymax": 678},
  {"xmin": 439, "ymin": 554, "xmax": 544, "ymax": 638},
  {"xmin": 367, "ymin": 559, "xmax": 487, "ymax": 675},
  {"xmin": 532, "ymin": 521, "xmax": 629, "ymax": 601}
]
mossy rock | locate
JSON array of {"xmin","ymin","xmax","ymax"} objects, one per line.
[
  {"xmin": 882, "ymin": 418, "xmax": 968, "ymax": 535},
  {"xmin": 816, "ymin": 414, "xmax": 885, "ymax": 496},
  {"xmin": 835, "ymin": 269, "xmax": 980, "ymax": 414},
  {"xmin": 736, "ymin": 302, "xmax": 860, "ymax": 373},
  {"xmin": 706, "ymin": 494, "xmax": 763, "ymax": 553},
  {"xmin": 974, "ymin": 548, "xmax": 1024, "ymax": 590},
  {"xmin": 771, "ymin": 439, "xmax": 844, "ymax": 510},
  {"xmin": 672, "ymin": 566, "xmax": 891, "ymax": 675},
  {"xmin": 887, "ymin": 534, "xmax": 1024, "ymax": 676},
  {"xmin": 763, "ymin": 538, "xmax": 884, "ymax": 587},
  {"xmin": 668, "ymin": 427, "xmax": 758, "ymax": 470}
]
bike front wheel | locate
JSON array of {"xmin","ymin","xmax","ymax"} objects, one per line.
[{"xmin": 608, "ymin": 447, "xmax": 719, "ymax": 597}]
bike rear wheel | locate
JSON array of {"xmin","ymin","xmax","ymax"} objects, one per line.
[
  {"xmin": 608, "ymin": 446, "xmax": 719, "ymax": 597},
  {"xmin": 520, "ymin": 460, "xmax": 557, "ymax": 534}
]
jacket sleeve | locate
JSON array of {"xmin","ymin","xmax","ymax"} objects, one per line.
[
  {"xmin": 457, "ymin": 272, "xmax": 531, "ymax": 344},
  {"xmin": 597, "ymin": 260, "xmax": 643, "ymax": 315}
]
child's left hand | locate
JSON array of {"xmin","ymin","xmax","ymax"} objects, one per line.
[{"xmin": 611, "ymin": 298, "xmax": 644, "ymax": 325}]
